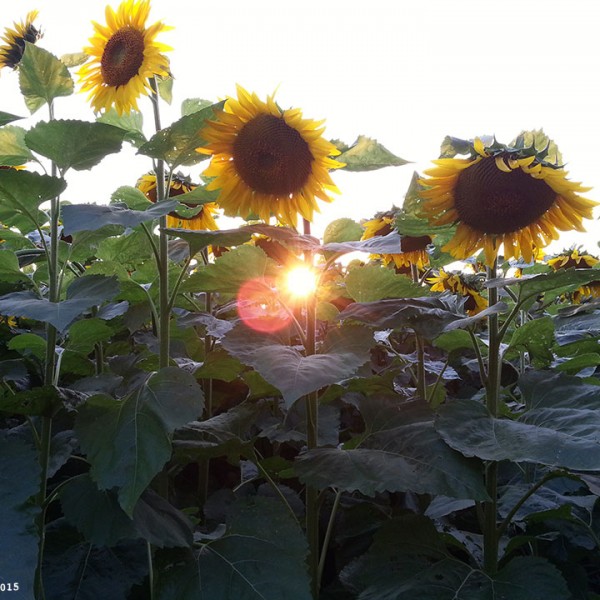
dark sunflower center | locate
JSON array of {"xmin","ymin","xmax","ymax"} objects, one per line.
[
  {"xmin": 232, "ymin": 113, "xmax": 313, "ymax": 195},
  {"xmin": 401, "ymin": 235, "xmax": 432, "ymax": 252},
  {"xmin": 453, "ymin": 156, "xmax": 557, "ymax": 234},
  {"xmin": 101, "ymin": 27, "xmax": 145, "ymax": 87},
  {"xmin": 4, "ymin": 24, "xmax": 41, "ymax": 69}
]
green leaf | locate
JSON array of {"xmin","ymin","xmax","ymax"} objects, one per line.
[
  {"xmin": 0, "ymin": 385, "xmax": 65, "ymax": 416},
  {"xmin": 222, "ymin": 323, "xmax": 374, "ymax": 407},
  {"xmin": 435, "ymin": 394, "xmax": 600, "ymax": 470},
  {"xmin": 59, "ymin": 52, "xmax": 89, "ymax": 68},
  {"xmin": 75, "ymin": 367, "xmax": 204, "ymax": 515},
  {"xmin": 8, "ymin": 332, "xmax": 46, "ymax": 359},
  {"xmin": 59, "ymin": 474, "xmax": 138, "ymax": 547},
  {"xmin": 0, "ymin": 168, "xmax": 66, "ymax": 217},
  {"xmin": 323, "ymin": 218, "xmax": 364, "ymax": 244},
  {"xmin": 181, "ymin": 98, "xmax": 214, "ymax": 116},
  {"xmin": 0, "ymin": 274, "xmax": 119, "ymax": 332},
  {"xmin": 25, "ymin": 120, "xmax": 125, "ymax": 171},
  {"xmin": 556, "ymin": 352, "xmax": 600, "ymax": 374},
  {"xmin": 345, "ymin": 264, "xmax": 426, "ymax": 302},
  {"xmin": 0, "ymin": 433, "xmax": 41, "ymax": 598},
  {"xmin": 295, "ymin": 399, "xmax": 488, "ymax": 500},
  {"xmin": 336, "ymin": 135, "xmax": 409, "ymax": 171},
  {"xmin": 43, "ymin": 521, "xmax": 148, "ymax": 600},
  {"xmin": 19, "ymin": 42, "xmax": 74, "ymax": 114},
  {"xmin": 62, "ymin": 200, "xmax": 178, "ymax": 235},
  {"xmin": 97, "ymin": 109, "xmax": 146, "ymax": 147},
  {"xmin": 505, "ymin": 316, "xmax": 556, "ymax": 367},
  {"xmin": 157, "ymin": 73, "xmax": 173, "ymax": 104},
  {"xmin": 0, "ymin": 111, "xmax": 23, "ymax": 126},
  {"xmin": 181, "ymin": 245, "xmax": 278, "ymax": 294},
  {"xmin": 111, "ymin": 185, "xmax": 152, "ymax": 209},
  {"xmin": 171, "ymin": 183, "xmax": 220, "ymax": 206},
  {"xmin": 0, "ymin": 249, "xmax": 32, "ymax": 283},
  {"xmin": 157, "ymin": 496, "xmax": 311, "ymax": 600},
  {"xmin": 0, "ymin": 125, "xmax": 34, "ymax": 166},
  {"xmin": 67, "ymin": 318, "xmax": 114, "ymax": 353},
  {"xmin": 137, "ymin": 101, "xmax": 224, "ymax": 168}
]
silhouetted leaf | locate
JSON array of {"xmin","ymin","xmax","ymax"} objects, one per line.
[
  {"xmin": 345, "ymin": 265, "xmax": 426, "ymax": 302},
  {"xmin": 75, "ymin": 367, "xmax": 204, "ymax": 515},
  {"xmin": 62, "ymin": 200, "xmax": 178, "ymax": 235},
  {"xmin": 157, "ymin": 496, "xmax": 311, "ymax": 600},
  {"xmin": 336, "ymin": 135, "xmax": 409, "ymax": 171}
]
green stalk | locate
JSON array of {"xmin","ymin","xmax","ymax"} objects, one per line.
[
  {"xmin": 149, "ymin": 78, "xmax": 170, "ymax": 370},
  {"xmin": 317, "ymin": 489, "xmax": 342, "ymax": 591},
  {"xmin": 410, "ymin": 264, "xmax": 426, "ymax": 402},
  {"xmin": 483, "ymin": 260, "xmax": 500, "ymax": 575},
  {"xmin": 35, "ymin": 100, "xmax": 60, "ymax": 600}
]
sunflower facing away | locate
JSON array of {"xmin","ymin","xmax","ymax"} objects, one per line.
[
  {"xmin": 419, "ymin": 135, "xmax": 597, "ymax": 266},
  {"xmin": 79, "ymin": 0, "xmax": 171, "ymax": 114},
  {"xmin": 547, "ymin": 248, "xmax": 600, "ymax": 303},
  {"xmin": 361, "ymin": 213, "xmax": 431, "ymax": 270},
  {"xmin": 0, "ymin": 11, "xmax": 41, "ymax": 70},
  {"xmin": 137, "ymin": 173, "xmax": 219, "ymax": 231},
  {"xmin": 197, "ymin": 85, "xmax": 344, "ymax": 228},
  {"xmin": 428, "ymin": 268, "xmax": 487, "ymax": 315}
]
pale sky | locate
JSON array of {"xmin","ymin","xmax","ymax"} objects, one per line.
[{"xmin": 2, "ymin": 0, "xmax": 600, "ymax": 252}]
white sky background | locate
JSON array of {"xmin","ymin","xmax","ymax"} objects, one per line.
[{"xmin": 2, "ymin": 0, "xmax": 600, "ymax": 253}]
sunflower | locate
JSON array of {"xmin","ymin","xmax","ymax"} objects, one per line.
[
  {"xmin": 0, "ymin": 11, "xmax": 41, "ymax": 70},
  {"xmin": 137, "ymin": 173, "xmax": 219, "ymax": 231},
  {"xmin": 78, "ymin": 0, "xmax": 171, "ymax": 114},
  {"xmin": 197, "ymin": 85, "xmax": 344, "ymax": 228},
  {"xmin": 428, "ymin": 268, "xmax": 487, "ymax": 315},
  {"xmin": 361, "ymin": 213, "xmax": 431, "ymax": 270},
  {"xmin": 547, "ymin": 248, "xmax": 600, "ymax": 303},
  {"xmin": 419, "ymin": 135, "xmax": 597, "ymax": 266}
]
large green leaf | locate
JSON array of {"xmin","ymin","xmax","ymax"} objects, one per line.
[
  {"xmin": 335, "ymin": 135, "xmax": 409, "ymax": 171},
  {"xmin": 0, "ymin": 168, "xmax": 66, "ymax": 217},
  {"xmin": 0, "ymin": 274, "xmax": 119, "ymax": 332},
  {"xmin": 0, "ymin": 433, "xmax": 41, "ymax": 598},
  {"xmin": 75, "ymin": 367, "xmax": 204, "ymax": 515},
  {"xmin": 137, "ymin": 101, "xmax": 224, "ymax": 168},
  {"xmin": 157, "ymin": 496, "xmax": 311, "ymax": 600},
  {"xmin": 322, "ymin": 231, "xmax": 403, "ymax": 255},
  {"xmin": 435, "ymin": 392, "xmax": 600, "ymax": 470},
  {"xmin": 181, "ymin": 245, "xmax": 278, "ymax": 294},
  {"xmin": 295, "ymin": 399, "xmax": 488, "ymax": 500},
  {"xmin": 97, "ymin": 109, "xmax": 146, "ymax": 147},
  {"xmin": 322, "ymin": 217, "xmax": 363, "ymax": 244},
  {"xmin": 62, "ymin": 199, "xmax": 178, "ymax": 235},
  {"xmin": 505, "ymin": 316, "xmax": 556, "ymax": 367},
  {"xmin": 222, "ymin": 323, "xmax": 373, "ymax": 407},
  {"xmin": 345, "ymin": 264, "xmax": 426, "ymax": 302},
  {"xmin": 0, "ymin": 249, "xmax": 32, "ymax": 284},
  {"xmin": 25, "ymin": 120, "xmax": 125, "ymax": 171},
  {"xmin": 0, "ymin": 125, "xmax": 34, "ymax": 166},
  {"xmin": 19, "ymin": 42, "xmax": 74, "ymax": 114},
  {"xmin": 43, "ymin": 521, "xmax": 147, "ymax": 600}
]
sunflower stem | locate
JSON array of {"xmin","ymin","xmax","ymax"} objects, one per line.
[
  {"xmin": 483, "ymin": 259, "xmax": 500, "ymax": 575},
  {"xmin": 150, "ymin": 78, "xmax": 170, "ymax": 370}
]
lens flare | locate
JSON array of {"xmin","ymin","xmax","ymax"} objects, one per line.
[
  {"xmin": 284, "ymin": 266, "xmax": 317, "ymax": 298},
  {"xmin": 237, "ymin": 278, "xmax": 291, "ymax": 333}
]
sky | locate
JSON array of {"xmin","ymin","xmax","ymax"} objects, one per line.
[{"xmin": 2, "ymin": 0, "xmax": 600, "ymax": 253}]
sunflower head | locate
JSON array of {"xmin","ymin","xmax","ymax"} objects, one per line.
[
  {"xmin": 0, "ymin": 11, "xmax": 42, "ymax": 70},
  {"xmin": 361, "ymin": 211, "xmax": 431, "ymax": 270},
  {"xmin": 137, "ymin": 172, "xmax": 219, "ymax": 231},
  {"xmin": 419, "ymin": 132, "xmax": 597, "ymax": 266},
  {"xmin": 78, "ymin": 0, "xmax": 171, "ymax": 114},
  {"xmin": 197, "ymin": 85, "xmax": 344, "ymax": 228},
  {"xmin": 547, "ymin": 248, "xmax": 599, "ymax": 271},
  {"xmin": 428, "ymin": 268, "xmax": 487, "ymax": 315}
]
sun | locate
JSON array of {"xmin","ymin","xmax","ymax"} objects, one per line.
[
  {"xmin": 419, "ymin": 134, "xmax": 597, "ymax": 266},
  {"xmin": 284, "ymin": 266, "xmax": 318, "ymax": 299},
  {"xmin": 197, "ymin": 85, "xmax": 344, "ymax": 228},
  {"xmin": 78, "ymin": 0, "xmax": 171, "ymax": 114}
]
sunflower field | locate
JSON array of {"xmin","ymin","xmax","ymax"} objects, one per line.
[{"xmin": 1, "ymin": 4, "xmax": 600, "ymax": 600}]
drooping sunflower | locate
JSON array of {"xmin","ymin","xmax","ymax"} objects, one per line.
[
  {"xmin": 547, "ymin": 248, "xmax": 600, "ymax": 303},
  {"xmin": 197, "ymin": 85, "xmax": 344, "ymax": 228},
  {"xmin": 78, "ymin": 0, "xmax": 171, "ymax": 114},
  {"xmin": 419, "ymin": 135, "xmax": 597, "ymax": 266},
  {"xmin": 137, "ymin": 173, "xmax": 219, "ymax": 231},
  {"xmin": 0, "ymin": 11, "xmax": 41, "ymax": 70},
  {"xmin": 428, "ymin": 268, "xmax": 487, "ymax": 315},
  {"xmin": 361, "ymin": 212, "xmax": 431, "ymax": 270}
]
